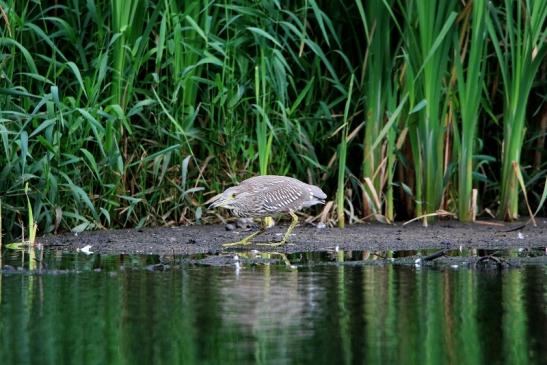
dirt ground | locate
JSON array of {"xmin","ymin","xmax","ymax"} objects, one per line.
[{"xmin": 40, "ymin": 218, "xmax": 547, "ymax": 256}]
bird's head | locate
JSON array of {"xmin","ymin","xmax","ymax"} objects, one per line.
[{"xmin": 206, "ymin": 187, "xmax": 242, "ymax": 210}]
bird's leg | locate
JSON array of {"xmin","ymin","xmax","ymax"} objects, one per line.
[
  {"xmin": 262, "ymin": 216, "xmax": 275, "ymax": 228},
  {"xmin": 279, "ymin": 211, "xmax": 299, "ymax": 245},
  {"xmin": 258, "ymin": 211, "xmax": 298, "ymax": 247},
  {"xmin": 259, "ymin": 252, "xmax": 296, "ymax": 268},
  {"xmin": 222, "ymin": 221, "xmax": 267, "ymax": 247}
]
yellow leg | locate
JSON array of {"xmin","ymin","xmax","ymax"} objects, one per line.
[
  {"xmin": 260, "ymin": 252, "xmax": 296, "ymax": 268},
  {"xmin": 222, "ymin": 226, "xmax": 266, "ymax": 247},
  {"xmin": 262, "ymin": 216, "xmax": 274, "ymax": 228},
  {"xmin": 258, "ymin": 211, "xmax": 298, "ymax": 247}
]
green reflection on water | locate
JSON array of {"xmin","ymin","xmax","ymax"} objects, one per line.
[{"xmin": 0, "ymin": 252, "xmax": 545, "ymax": 365}]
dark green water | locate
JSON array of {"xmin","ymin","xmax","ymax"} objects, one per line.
[{"xmin": 0, "ymin": 251, "xmax": 545, "ymax": 365}]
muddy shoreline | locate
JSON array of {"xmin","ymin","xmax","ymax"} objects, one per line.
[{"xmin": 41, "ymin": 219, "xmax": 547, "ymax": 256}]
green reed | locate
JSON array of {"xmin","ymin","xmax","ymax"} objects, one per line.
[
  {"xmin": 336, "ymin": 74, "xmax": 355, "ymax": 228},
  {"xmin": 455, "ymin": 0, "xmax": 487, "ymax": 221},
  {"xmin": 400, "ymin": 0, "xmax": 457, "ymax": 222},
  {"xmin": 487, "ymin": 0, "xmax": 547, "ymax": 220},
  {"xmin": 357, "ymin": 0, "xmax": 398, "ymax": 221},
  {"xmin": 111, "ymin": 0, "xmax": 142, "ymax": 109}
]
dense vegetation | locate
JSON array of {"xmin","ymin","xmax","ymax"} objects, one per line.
[{"xmin": 0, "ymin": 0, "xmax": 545, "ymax": 238}]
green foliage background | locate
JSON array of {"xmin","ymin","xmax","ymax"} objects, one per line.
[{"xmin": 0, "ymin": 0, "xmax": 545, "ymax": 236}]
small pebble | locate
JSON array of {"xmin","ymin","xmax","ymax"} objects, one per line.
[
  {"xmin": 77, "ymin": 245, "xmax": 93, "ymax": 255},
  {"xmin": 236, "ymin": 218, "xmax": 254, "ymax": 229}
]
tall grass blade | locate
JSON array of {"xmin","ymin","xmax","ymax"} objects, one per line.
[
  {"xmin": 337, "ymin": 74, "xmax": 355, "ymax": 228},
  {"xmin": 488, "ymin": 0, "xmax": 547, "ymax": 220},
  {"xmin": 401, "ymin": 0, "xmax": 457, "ymax": 223},
  {"xmin": 455, "ymin": 0, "xmax": 487, "ymax": 221},
  {"xmin": 359, "ymin": 0, "xmax": 397, "ymax": 220}
]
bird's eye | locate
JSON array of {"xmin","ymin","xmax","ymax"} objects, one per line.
[{"xmin": 231, "ymin": 193, "xmax": 237, "ymax": 198}]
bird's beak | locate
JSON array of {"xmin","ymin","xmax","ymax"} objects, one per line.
[{"xmin": 205, "ymin": 193, "xmax": 224, "ymax": 209}]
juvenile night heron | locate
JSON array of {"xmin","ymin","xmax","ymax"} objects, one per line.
[{"xmin": 207, "ymin": 175, "xmax": 327, "ymax": 247}]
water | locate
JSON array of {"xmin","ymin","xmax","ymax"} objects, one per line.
[{"xmin": 0, "ymin": 251, "xmax": 545, "ymax": 365}]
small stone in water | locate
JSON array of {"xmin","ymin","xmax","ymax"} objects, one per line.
[
  {"xmin": 2, "ymin": 265, "xmax": 16, "ymax": 272},
  {"xmin": 77, "ymin": 245, "xmax": 93, "ymax": 255},
  {"xmin": 146, "ymin": 264, "xmax": 167, "ymax": 272},
  {"xmin": 225, "ymin": 223, "xmax": 236, "ymax": 231},
  {"xmin": 316, "ymin": 222, "xmax": 326, "ymax": 229}
]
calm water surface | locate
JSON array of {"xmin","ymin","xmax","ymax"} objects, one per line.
[{"xmin": 0, "ymin": 251, "xmax": 545, "ymax": 365}]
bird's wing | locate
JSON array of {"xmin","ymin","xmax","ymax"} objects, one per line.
[{"xmin": 257, "ymin": 180, "xmax": 309, "ymax": 213}]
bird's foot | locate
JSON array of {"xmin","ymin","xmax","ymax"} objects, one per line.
[
  {"xmin": 222, "ymin": 228, "xmax": 267, "ymax": 247},
  {"xmin": 257, "ymin": 241, "xmax": 295, "ymax": 247},
  {"xmin": 259, "ymin": 252, "xmax": 296, "ymax": 268},
  {"xmin": 222, "ymin": 240, "xmax": 253, "ymax": 247}
]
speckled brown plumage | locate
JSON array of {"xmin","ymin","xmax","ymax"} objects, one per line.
[{"xmin": 208, "ymin": 175, "xmax": 327, "ymax": 246}]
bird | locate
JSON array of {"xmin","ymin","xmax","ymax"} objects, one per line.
[{"xmin": 207, "ymin": 175, "xmax": 327, "ymax": 247}]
